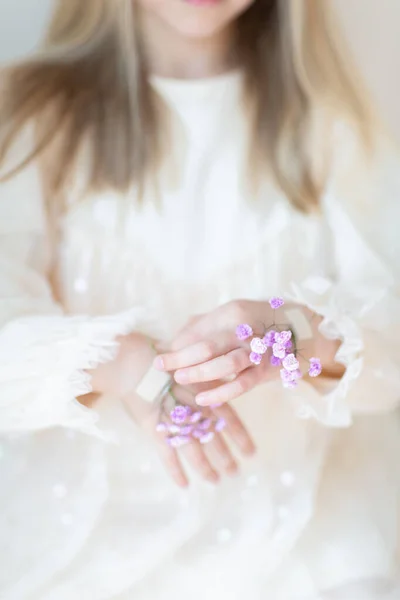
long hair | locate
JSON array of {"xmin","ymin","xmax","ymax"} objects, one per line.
[{"xmin": 0, "ymin": 0, "xmax": 372, "ymax": 210}]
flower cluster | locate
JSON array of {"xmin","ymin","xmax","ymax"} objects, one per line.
[
  {"xmin": 156, "ymin": 404, "xmax": 226, "ymax": 448},
  {"xmin": 235, "ymin": 297, "xmax": 322, "ymax": 389}
]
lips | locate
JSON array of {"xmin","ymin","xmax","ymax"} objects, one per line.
[{"xmin": 183, "ymin": 0, "xmax": 222, "ymax": 6}]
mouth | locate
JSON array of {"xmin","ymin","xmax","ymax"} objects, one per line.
[{"xmin": 183, "ymin": 0, "xmax": 223, "ymax": 6}]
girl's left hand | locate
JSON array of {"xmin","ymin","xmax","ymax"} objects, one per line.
[
  {"xmin": 154, "ymin": 300, "xmax": 281, "ymax": 407},
  {"xmin": 154, "ymin": 300, "xmax": 342, "ymax": 407}
]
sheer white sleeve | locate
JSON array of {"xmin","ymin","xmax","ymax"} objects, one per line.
[
  {"xmin": 0, "ymin": 141, "xmax": 143, "ymax": 438},
  {"xmin": 288, "ymin": 127, "xmax": 400, "ymax": 427}
]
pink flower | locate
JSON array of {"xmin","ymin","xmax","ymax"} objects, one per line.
[
  {"xmin": 282, "ymin": 353, "xmax": 299, "ymax": 372},
  {"xmin": 250, "ymin": 337, "xmax": 268, "ymax": 355},
  {"xmin": 272, "ymin": 343, "xmax": 286, "ymax": 359},
  {"xmin": 250, "ymin": 351, "xmax": 263, "ymax": 365},
  {"xmin": 263, "ymin": 330, "xmax": 276, "ymax": 347},
  {"xmin": 269, "ymin": 297, "xmax": 284, "ymax": 310},
  {"xmin": 275, "ymin": 330, "xmax": 292, "ymax": 345},
  {"xmin": 236, "ymin": 324, "xmax": 253, "ymax": 341},
  {"xmin": 270, "ymin": 355, "xmax": 281, "ymax": 367}
]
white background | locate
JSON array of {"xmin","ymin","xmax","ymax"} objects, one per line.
[{"xmin": 0, "ymin": 0, "xmax": 399, "ymax": 140}]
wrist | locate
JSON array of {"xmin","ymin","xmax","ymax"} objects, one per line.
[
  {"xmin": 281, "ymin": 304, "xmax": 344, "ymax": 380},
  {"xmin": 89, "ymin": 333, "xmax": 160, "ymax": 398}
]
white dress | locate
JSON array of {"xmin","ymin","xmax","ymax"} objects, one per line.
[{"xmin": 1, "ymin": 72, "xmax": 400, "ymax": 600}]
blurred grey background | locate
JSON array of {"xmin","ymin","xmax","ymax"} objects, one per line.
[{"xmin": 0, "ymin": 0, "xmax": 399, "ymax": 141}]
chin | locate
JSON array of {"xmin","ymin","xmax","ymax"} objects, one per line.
[
  {"xmin": 139, "ymin": 0, "xmax": 255, "ymax": 41},
  {"xmin": 168, "ymin": 15, "xmax": 234, "ymax": 39}
]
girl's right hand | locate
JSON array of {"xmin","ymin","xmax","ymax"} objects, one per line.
[
  {"xmin": 123, "ymin": 382, "xmax": 256, "ymax": 488},
  {"xmin": 87, "ymin": 332, "xmax": 256, "ymax": 487}
]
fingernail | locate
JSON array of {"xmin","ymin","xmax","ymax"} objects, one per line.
[
  {"xmin": 208, "ymin": 472, "xmax": 219, "ymax": 484},
  {"xmin": 196, "ymin": 394, "xmax": 208, "ymax": 406},
  {"xmin": 153, "ymin": 356, "xmax": 165, "ymax": 370},
  {"xmin": 174, "ymin": 370, "xmax": 189, "ymax": 384},
  {"xmin": 227, "ymin": 464, "xmax": 239, "ymax": 476},
  {"xmin": 244, "ymin": 444, "xmax": 256, "ymax": 457}
]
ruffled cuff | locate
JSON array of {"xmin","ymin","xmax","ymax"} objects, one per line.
[
  {"xmin": 287, "ymin": 277, "xmax": 400, "ymax": 427},
  {"xmin": 0, "ymin": 307, "xmax": 146, "ymax": 439}
]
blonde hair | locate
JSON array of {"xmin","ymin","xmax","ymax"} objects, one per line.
[{"xmin": 0, "ymin": 0, "xmax": 372, "ymax": 210}]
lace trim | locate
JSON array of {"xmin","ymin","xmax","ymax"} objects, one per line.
[
  {"xmin": 0, "ymin": 307, "xmax": 146, "ymax": 439},
  {"xmin": 287, "ymin": 276, "xmax": 400, "ymax": 427}
]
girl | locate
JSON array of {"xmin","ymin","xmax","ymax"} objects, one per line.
[{"xmin": 0, "ymin": 1, "xmax": 400, "ymax": 598}]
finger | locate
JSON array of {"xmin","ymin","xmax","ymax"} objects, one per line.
[
  {"xmin": 195, "ymin": 366, "xmax": 265, "ymax": 407},
  {"xmin": 213, "ymin": 404, "xmax": 256, "ymax": 456},
  {"xmin": 156, "ymin": 443, "xmax": 189, "ymax": 488},
  {"xmin": 155, "ymin": 331, "xmax": 238, "ymax": 372},
  {"xmin": 205, "ymin": 432, "xmax": 238, "ymax": 476},
  {"xmin": 182, "ymin": 441, "xmax": 219, "ymax": 484},
  {"xmin": 174, "ymin": 347, "xmax": 251, "ymax": 385}
]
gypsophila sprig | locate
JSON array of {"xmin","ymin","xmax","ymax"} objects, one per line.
[
  {"xmin": 236, "ymin": 296, "xmax": 322, "ymax": 389},
  {"xmin": 156, "ymin": 390, "xmax": 226, "ymax": 446}
]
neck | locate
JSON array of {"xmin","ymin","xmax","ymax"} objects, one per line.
[{"xmin": 138, "ymin": 10, "xmax": 236, "ymax": 79}]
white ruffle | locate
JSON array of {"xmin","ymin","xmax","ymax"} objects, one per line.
[
  {"xmin": 288, "ymin": 276, "xmax": 400, "ymax": 427},
  {"xmin": 0, "ymin": 307, "xmax": 145, "ymax": 439}
]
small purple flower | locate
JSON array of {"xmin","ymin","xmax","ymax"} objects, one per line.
[
  {"xmin": 250, "ymin": 337, "xmax": 268, "ymax": 355},
  {"xmin": 308, "ymin": 357, "xmax": 322, "ymax": 378},
  {"xmin": 292, "ymin": 369, "xmax": 302, "ymax": 380},
  {"xmin": 170, "ymin": 405, "xmax": 190, "ymax": 424},
  {"xmin": 269, "ymin": 297, "xmax": 284, "ymax": 310},
  {"xmin": 156, "ymin": 422, "xmax": 167, "ymax": 433},
  {"xmin": 250, "ymin": 351, "xmax": 263, "ymax": 365},
  {"xmin": 167, "ymin": 435, "xmax": 190, "ymax": 448},
  {"xmin": 200, "ymin": 431, "xmax": 215, "ymax": 445},
  {"xmin": 270, "ymin": 355, "xmax": 281, "ymax": 367},
  {"xmin": 190, "ymin": 411, "xmax": 202, "ymax": 424},
  {"xmin": 168, "ymin": 424, "xmax": 181, "ymax": 434},
  {"xmin": 309, "ymin": 366, "xmax": 320, "ymax": 378},
  {"xmin": 280, "ymin": 368, "xmax": 296, "ymax": 383},
  {"xmin": 272, "ymin": 343, "xmax": 286, "ymax": 359},
  {"xmin": 192, "ymin": 429, "xmax": 204, "ymax": 439},
  {"xmin": 215, "ymin": 418, "xmax": 226, "ymax": 432},
  {"xmin": 263, "ymin": 330, "xmax": 276, "ymax": 347},
  {"xmin": 283, "ymin": 380, "xmax": 298, "ymax": 389},
  {"xmin": 284, "ymin": 340, "xmax": 293, "ymax": 350},
  {"xmin": 180, "ymin": 425, "xmax": 194, "ymax": 436},
  {"xmin": 236, "ymin": 324, "xmax": 253, "ymax": 341},
  {"xmin": 199, "ymin": 418, "xmax": 212, "ymax": 431},
  {"xmin": 275, "ymin": 330, "xmax": 292, "ymax": 345},
  {"xmin": 282, "ymin": 353, "xmax": 300, "ymax": 372},
  {"xmin": 310, "ymin": 357, "xmax": 321, "ymax": 366}
]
